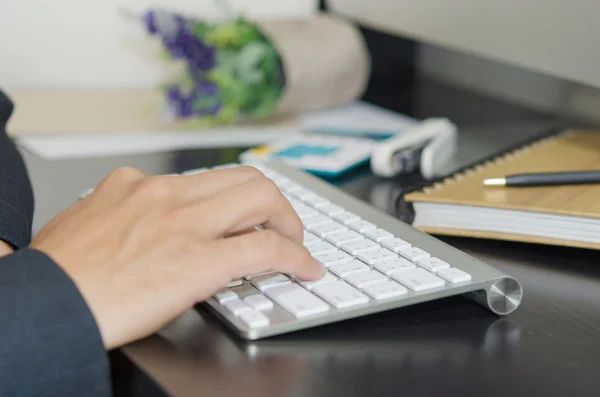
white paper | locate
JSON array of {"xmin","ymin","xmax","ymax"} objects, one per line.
[
  {"xmin": 299, "ymin": 101, "xmax": 417, "ymax": 135},
  {"xmin": 16, "ymin": 128, "xmax": 298, "ymax": 160},
  {"xmin": 15, "ymin": 101, "xmax": 417, "ymax": 160}
]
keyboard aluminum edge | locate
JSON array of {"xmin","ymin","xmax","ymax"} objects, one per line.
[{"xmin": 202, "ymin": 277, "xmax": 515, "ymax": 340}]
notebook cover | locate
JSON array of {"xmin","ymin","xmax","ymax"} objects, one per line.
[{"xmin": 404, "ymin": 129, "xmax": 600, "ymax": 249}]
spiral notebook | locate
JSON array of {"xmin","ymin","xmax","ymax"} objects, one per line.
[{"xmin": 403, "ymin": 129, "xmax": 600, "ymax": 249}]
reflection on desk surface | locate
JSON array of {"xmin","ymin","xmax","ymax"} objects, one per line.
[{"xmin": 123, "ymin": 299, "xmax": 522, "ymax": 397}]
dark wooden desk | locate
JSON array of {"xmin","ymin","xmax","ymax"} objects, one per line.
[{"xmin": 20, "ymin": 78, "xmax": 600, "ymax": 396}]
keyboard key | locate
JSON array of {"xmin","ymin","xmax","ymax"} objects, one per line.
[
  {"xmin": 239, "ymin": 310, "xmax": 270, "ymax": 328},
  {"xmin": 299, "ymin": 272, "xmax": 338, "ymax": 290},
  {"xmin": 303, "ymin": 232, "xmax": 322, "ymax": 246},
  {"xmin": 243, "ymin": 270, "xmax": 274, "ymax": 280},
  {"xmin": 313, "ymin": 250, "xmax": 353, "ymax": 266},
  {"xmin": 265, "ymin": 284, "xmax": 330, "ymax": 318},
  {"xmin": 243, "ymin": 295, "xmax": 274, "ymax": 311},
  {"xmin": 251, "ymin": 274, "xmax": 291, "ymax": 291},
  {"xmin": 392, "ymin": 268, "xmax": 445, "ymax": 292},
  {"xmin": 316, "ymin": 203, "xmax": 345, "ymax": 216},
  {"xmin": 297, "ymin": 207, "xmax": 320, "ymax": 220},
  {"xmin": 289, "ymin": 187, "xmax": 316, "ymax": 200},
  {"xmin": 398, "ymin": 247, "xmax": 431, "ymax": 262},
  {"xmin": 363, "ymin": 281, "xmax": 408, "ymax": 300},
  {"xmin": 329, "ymin": 260, "xmax": 371, "ymax": 278},
  {"xmin": 326, "ymin": 230, "xmax": 364, "ymax": 247},
  {"xmin": 347, "ymin": 219, "xmax": 377, "ymax": 233},
  {"xmin": 418, "ymin": 257, "xmax": 451, "ymax": 272},
  {"xmin": 373, "ymin": 257, "xmax": 416, "ymax": 275},
  {"xmin": 228, "ymin": 279, "xmax": 244, "ymax": 287},
  {"xmin": 273, "ymin": 177, "xmax": 293, "ymax": 189},
  {"xmin": 332, "ymin": 212, "xmax": 361, "ymax": 224},
  {"xmin": 357, "ymin": 248, "xmax": 397, "ymax": 265},
  {"xmin": 437, "ymin": 268, "xmax": 472, "ymax": 283},
  {"xmin": 288, "ymin": 197, "xmax": 303, "ymax": 207},
  {"xmin": 382, "ymin": 238, "xmax": 411, "ymax": 252},
  {"xmin": 312, "ymin": 281, "xmax": 370, "ymax": 309},
  {"xmin": 303, "ymin": 195, "xmax": 330, "ymax": 207},
  {"xmin": 341, "ymin": 239, "xmax": 380, "ymax": 255},
  {"xmin": 345, "ymin": 271, "xmax": 387, "ymax": 289},
  {"xmin": 302, "ymin": 214, "xmax": 334, "ymax": 228},
  {"xmin": 214, "ymin": 289, "xmax": 238, "ymax": 303},
  {"xmin": 308, "ymin": 222, "xmax": 348, "ymax": 238},
  {"xmin": 307, "ymin": 241, "xmax": 338, "ymax": 255},
  {"xmin": 223, "ymin": 299, "xmax": 252, "ymax": 316},
  {"xmin": 364, "ymin": 228, "xmax": 394, "ymax": 242}
]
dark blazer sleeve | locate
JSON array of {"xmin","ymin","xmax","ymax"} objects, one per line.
[
  {"xmin": 0, "ymin": 248, "xmax": 111, "ymax": 396},
  {"xmin": 0, "ymin": 89, "xmax": 34, "ymax": 248}
]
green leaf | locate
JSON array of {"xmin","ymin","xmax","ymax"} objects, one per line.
[
  {"xmin": 215, "ymin": 50, "xmax": 238, "ymax": 74},
  {"xmin": 235, "ymin": 42, "xmax": 270, "ymax": 84}
]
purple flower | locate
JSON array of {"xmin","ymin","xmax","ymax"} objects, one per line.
[
  {"xmin": 195, "ymin": 81, "xmax": 218, "ymax": 95},
  {"xmin": 144, "ymin": 11, "xmax": 157, "ymax": 34}
]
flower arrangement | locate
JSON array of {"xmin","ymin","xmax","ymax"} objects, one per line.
[{"xmin": 143, "ymin": 7, "xmax": 285, "ymax": 126}]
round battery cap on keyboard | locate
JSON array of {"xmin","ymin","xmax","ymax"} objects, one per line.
[
  {"xmin": 418, "ymin": 257, "xmax": 451, "ymax": 272},
  {"xmin": 436, "ymin": 267, "xmax": 472, "ymax": 283}
]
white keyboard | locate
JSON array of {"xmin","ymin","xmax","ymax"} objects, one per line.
[
  {"xmin": 200, "ymin": 160, "xmax": 523, "ymax": 340},
  {"xmin": 79, "ymin": 160, "xmax": 524, "ymax": 340}
]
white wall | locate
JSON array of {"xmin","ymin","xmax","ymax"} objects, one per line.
[
  {"xmin": 327, "ymin": 0, "xmax": 600, "ymax": 123},
  {"xmin": 328, "ymin": 0, "xmax": 600, "ymax": 90},
  {"xmin": 0, "ymin": 0, "xmax": 317, "ymax": 90}
]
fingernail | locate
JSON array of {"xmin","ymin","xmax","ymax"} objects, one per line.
[{"xmin": 314, "ymin": 259, "xmax": 327, "ymax": 278}]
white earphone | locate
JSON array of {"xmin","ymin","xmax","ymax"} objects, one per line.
[{"xmin": 370, "ymin": 118, "xmax": 458, "ymax": 179}]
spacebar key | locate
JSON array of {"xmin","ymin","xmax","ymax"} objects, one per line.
[{"xmin": 265, "ymin": 284, "xmax": 330, "ymax": 318}]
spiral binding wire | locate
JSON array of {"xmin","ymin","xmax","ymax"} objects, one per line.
[{"xmin": 394, "ymin": 126, "xmax": 567, "ymax": 222}]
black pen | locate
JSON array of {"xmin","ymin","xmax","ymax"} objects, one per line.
[{"xmin": 483, "ymin": 170, "xmax": 600, "ymax": 187}]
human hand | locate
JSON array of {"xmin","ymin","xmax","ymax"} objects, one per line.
[
  {"xmin": 0, "ymin": 240, "xmax": 13, "ymax": 257},
  {"xmin": 30, "ymin": 166, "xmax": 325, "ymax": 350}
]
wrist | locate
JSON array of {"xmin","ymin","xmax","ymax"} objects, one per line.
[{"xmin": 0, "ymin": 239, "xmax": 14, "ymax": 257}]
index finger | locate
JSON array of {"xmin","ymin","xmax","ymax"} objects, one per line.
[{"xmin": 206, "ymin": 229, "xmax": 326, "ymax": 283}]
